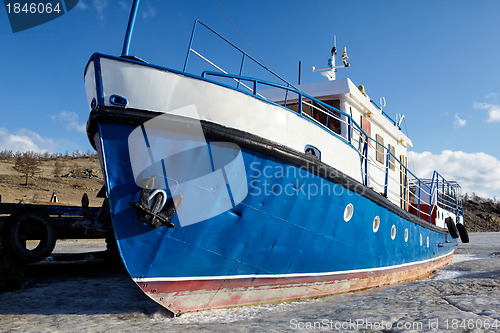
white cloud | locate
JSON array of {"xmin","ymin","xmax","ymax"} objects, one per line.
[
  {"xmin": 87, "ymin": 1, "xmax": 149, "ymax": 20},
  {"xmin": 118, "ymin": 1, "xmax": 128, "ymax": 10},
  {"xmin": 453, "ymin": 113, "xmax": 466, "ymax": 128},
  {"xmin": 76, "ymin": 0, "xmax": 88, "ymax": 10},
  {"xmin": 409, "ymin": 150, "xmax": 500, "ymax": 199},
  {"xmin": 485, "ymin": 92, "xmax": 499, "ymax": 101},
  {"xmin": 93, "ymin": 0, "xmax": 108, "ymax": 21},
  {"xmin": 473, "ymin": 101, "xmax": 500, "ymax": 122},
  {"xmin": 51, "ymin": 111, "xmax": 86, "ymax": 133},
  {"xmin": 141, "ymin": 3, "xmax": 156, "ymax": 19},
  {"xmin": 0, "ymin": 128, "xmax": 55, "ymax": 153}
]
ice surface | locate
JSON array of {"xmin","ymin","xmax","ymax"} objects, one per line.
[{"xmin": 0, "ymin": 233, "xmax": 499, "ymax": 332}]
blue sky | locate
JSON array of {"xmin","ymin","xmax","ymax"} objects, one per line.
[{"xmin": 2, "ymin": 0, "xmax": 500, "ymax": 198}]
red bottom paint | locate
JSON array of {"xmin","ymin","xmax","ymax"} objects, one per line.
[{"xmin": 136, "ymin": 252, "xmax": 453, "ymax": 314}]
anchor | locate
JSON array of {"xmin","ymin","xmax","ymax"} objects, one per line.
[{"xmin": 129, "ymin": 178, "xmax": 183, "ymax": 229}]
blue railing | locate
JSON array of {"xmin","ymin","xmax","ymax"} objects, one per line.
[
  {"xmin": 184, "ymin": 20, "xmax": 293, "ymax": 89},
  {"xmin": 117, "ymin": 2, "xmax": 462, "ymax": 223},
  {"xmin": 201, "ymin": 71, "xmax": 349, "ymax": 129},
  {"xmin": 429, "ymin": 172, "xmax": 462, "ymax": 216},
  {"xmin": 183, "ymin": 20, "xmax": 463, "ymax": 223},
  {"xmin": 370, "ymin": 100, "xmax": 399, "ymax": 129}
]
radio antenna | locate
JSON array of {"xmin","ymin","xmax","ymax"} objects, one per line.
[{"xmin": 311, "ymin": 35, "xmax": 349, "ymax": 80}]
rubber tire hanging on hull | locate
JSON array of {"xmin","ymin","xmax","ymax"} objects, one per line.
[
  {"xmin": 456, "ymin": 223, "xmax": 469, "ymax": 243},
  {"xmin": 6, "ymin": 211, "xmax": 56, "ymax": 263},
  {"xmin": 445, "ymin": 217, "xmax": 459, "ymax": 239}
]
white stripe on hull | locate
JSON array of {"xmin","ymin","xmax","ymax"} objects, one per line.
[{"xmin": 134, "ymin": 250, "xmax": 454, "ymax": 283}]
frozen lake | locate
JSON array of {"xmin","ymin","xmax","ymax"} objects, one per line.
[{"xmin": 0, "ymin": 232, "xmax": 498, "ymax": 332}]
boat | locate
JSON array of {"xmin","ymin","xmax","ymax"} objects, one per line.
[{"xmin": 84, "ymin": 0, "xmax": 469, "ymax": 315}]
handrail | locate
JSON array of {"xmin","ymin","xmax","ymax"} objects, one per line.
[
  {"xmin": 370, "ymin": 100, "xmax": 399, "ymax": 129},
  {"xmin": 202, "ymin": 70, "xmax": 353, "ymax": 125},
  {"xmin": 185, "ymin": 22, "xmax": 463, "ymax": 223},
  {"xmin": 202, "ymin": 72, "xmax": 463, "ymax": 221},
  {"xmin": 121, "ymin": 0, "xmax": 141, "ymax": 57},
  {"xmin": 112, "ymin": 1, "xmax": 463, "ymax": 225},
  {"xmin": 184, "ymin": 20, "xmax": 294, "ymax": 89}
]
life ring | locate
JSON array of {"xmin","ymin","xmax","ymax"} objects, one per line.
[
  {"xmin": 6, "ymin": 211, "xmax": 56, "ymax": 263},
  {"xmin": 456, "ymin": 223, "xmax": 469, "ymax": 243},
  {"xmin": 445, "ymin": 217, "xmax": 459, "ymax": 239}
]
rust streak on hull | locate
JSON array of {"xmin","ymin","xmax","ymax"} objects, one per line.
[{"xmin": 137, "ymin": 251, "xmax": 453, "ymax": 315}]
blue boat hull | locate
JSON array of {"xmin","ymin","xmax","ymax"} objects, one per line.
[{"xmin": 90, "ymin": 110, "xmax": 456, "ymax": 314}]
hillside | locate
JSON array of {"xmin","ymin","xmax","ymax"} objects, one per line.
[
  {"xmin": 463, "ymin": 198, "xmax": 500, "ymax": 232},
  {"xmin": 0, "ymin": 154, "xmax": 103, "ymax": 207},
  {"xmin": 0, "ymin": 154, "xmax": 498, "ymax": 231}
]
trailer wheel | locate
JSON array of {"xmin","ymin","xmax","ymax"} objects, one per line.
[{"xmin": 6, "ymin": 211, "xmax": 56, "ymax": 263}]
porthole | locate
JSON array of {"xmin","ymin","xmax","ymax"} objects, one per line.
[
  {"xmin": 373, "ymin": 216, "xmax": 380, "ymax": 233},
  {"xmin": 404, "ymin": 228, "xmax": 409, "ymax": 242},
  {"xmin": 344, "ymin": 203, "xmax": 354, "ymax": 222},
  {"xmin": 420, "ymin": 234, "xmax": 423, "ymax": 246},
  {"xmin": 391, "ymin": 225, "xmax": 396, "ymax": 240},
  {"xmin": 426, "ymin": 236, "xmax": 430, "ymax": 248}
]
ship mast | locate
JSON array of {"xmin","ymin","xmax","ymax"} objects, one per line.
[{"xmin": 312, "ymin": 36, "xmax": 350, "ymax": 80}]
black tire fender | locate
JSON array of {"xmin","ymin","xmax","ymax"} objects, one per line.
[
  {"xmin": 456, "ymin": 223, "xmax": 469, "ymax": 243},
  {"xmin": 445, "ymin": 217, "xmax": 459, "ymax": 239},
  {"xmin": 6, "ymin": 211, "xmax": 56, "ymax": 263}
]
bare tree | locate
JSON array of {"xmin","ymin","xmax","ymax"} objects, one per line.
[
  {"xmin": 72, "ymin": 163, "xmax": 83, "ymax": 178},
  {"xmin": 53, "ymin": 160, "xmax": 65, "ymax": 177},
  {"xmin": 0, "ymin": 149, "xmax": 14, "ymax": 159},
  {"xmin": 13, "ymin": 151, "xmax": 42, "ymax": 185}
]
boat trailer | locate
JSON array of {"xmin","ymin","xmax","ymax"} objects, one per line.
[{"xmin": 0, "ymin": 194, "xmax": 113, "ymax": 292}]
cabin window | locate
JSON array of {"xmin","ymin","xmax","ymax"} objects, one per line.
[
  {"xmin": 309, "ymin": 100, "xmax": 341, "ymax": 135},
  {"xmin": 286, "ymin": 103, "xmax": 300, "ymax": 114},
  {"xmin": 388, "ymin": 144, "xmax": 396, "ymax": 171},
  {"xmin": 282, "ymin": 99, "xmax": 313, "ymax": 118},
  {"xmin": 301, "ymin": 99, "xmax": 313, "ymax": 117},
  {"xmin": 323, "ymin": 99, "xmax": 341, "ymax": 110},
  {"xmin": 282, "ymin": 98, "xmax": 341, "ymax": 135},
  {"xmin": 376, "ymin": 134, "xmax": 385, "ymax": 164},
  {"xmin": 280, "ymin": 91, "xmax": 303, "ymax": 115}
]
